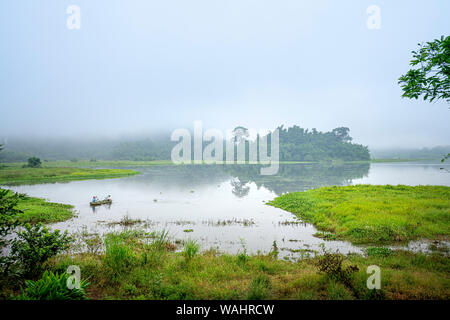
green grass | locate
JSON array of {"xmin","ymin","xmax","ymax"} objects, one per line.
[
  {"xmin": 268, "ymin": 185, "xmax": 450, "ymax": 244},
  {"xmin": 0, "ymin": 164, "xmax": 139, "ymax": 185},
  {"xmin": 15, "ymin": 194, "xmax": 74, "ymax": 224},
  {"xmin": 40, "ymin": 231, "xmax": 449, "ymax": 300},
  {"xmin": 38, "ymin": 160, "xmax": 173, "ymax": 168},
  {"xmin": 0, "ymin": 188, "xmax": 74, "ymax": 224}
]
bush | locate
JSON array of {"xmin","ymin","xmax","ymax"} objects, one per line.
[
  {"xmin": 14, "ymin": 271, "xmax": 89, "ymax": 300},
  {"xmin": 10, "ymin": 223, "xmax": 73, "ymax": 277},
  {"xmin": 27, "ymin": 157, "xmax": 42, "ymax": 168},
  {"xmin": 316, "ymin": 252, "xmax": 358, "ymax": 289},
  {"xmin": 0, "ymin": 189, "xmax": 22, "ymax": 274}
]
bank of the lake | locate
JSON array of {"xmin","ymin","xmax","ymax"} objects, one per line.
[
  {"xmin": 42, "ymin": 230, "xmax": 449, "ymax": 300},
  {"xmin": 0, "ymin": 164, "xmax": 139, "ymax": 222},
  {"xmin": 0, "ymin": 189, "xmax": 75, "ymax": 224},
  {"xmin": 0, "ymin": 164, "xmax": 139, "ymax": 185},
  {"xmin": 268, "ymin": 185, "xmax": 450, "ymax": 244},
  {"xmin": 3, "ymin": 158, "xmax": 431, "ymax": 170}
]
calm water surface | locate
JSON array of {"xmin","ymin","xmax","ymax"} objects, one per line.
[{"xmin": 5, "ymin": 162, "xmax": 450, "ymax": 258}]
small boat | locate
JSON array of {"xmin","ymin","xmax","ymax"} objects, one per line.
[{"xmin": 90, "ymin": 199, "xmax": 112, "ymax": 206}]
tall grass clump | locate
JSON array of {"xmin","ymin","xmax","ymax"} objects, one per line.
[
  {"xmin": 183, "ymin": 239, "xmax": 200, "ymax": 261},
  {"xmin": 139, "ymin": 229, "xmax": 173, "ymax": 267},
  {"xmin": 103, "ymin": 233, "xmax": 137, "ymax": 277},
  {"xmin": 152, "ymin": 229, "xmax": 171, "ymax": 251},
  {"xmin": 247, "ymin": 274, "xmax": 271, "ymax": 300}
]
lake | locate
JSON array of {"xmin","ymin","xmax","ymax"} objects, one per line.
[{"xmin": 5, "ymin": 162, "xmax": 450, "ymax": 259}]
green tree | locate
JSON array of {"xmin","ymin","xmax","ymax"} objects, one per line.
[
  {"xmin": 27, "ymin": 157, "xmax": 42, "ymax": 168},
  {"xmin": 398, "ymin": 36, "xmax": 450, "ymax": 103},
  {"xmin": 332, "ymin": 127, "xmax": 352, "ymax": 142}
]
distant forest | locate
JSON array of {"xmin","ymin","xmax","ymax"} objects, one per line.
[
  {"xmin": 0, "ymin": 125, "xmax": 371, "ymax": 162},
  {"xmin": 370, "ymin": 146, "xmax": 450, "ymax": 160}
]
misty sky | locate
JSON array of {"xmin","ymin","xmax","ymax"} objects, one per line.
[{"xmin": 0, "ymin": 0, "xmax": 449, "ymax": 149}]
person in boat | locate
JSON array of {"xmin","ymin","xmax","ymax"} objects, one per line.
[
  {"xmin": 104, "ymin": 195, "xmax": 111, "ymax": 201},
  {"xmin": 92, "ymin": 196, "xmax": 98, "ymax": 203}
]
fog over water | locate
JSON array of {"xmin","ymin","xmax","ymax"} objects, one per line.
[{"xmin": 1, "ymin": 1, "xmax": 449, "ymax": 149}]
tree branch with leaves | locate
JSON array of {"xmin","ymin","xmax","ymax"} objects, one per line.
[{"xmin": 398, "ymin": 35, "xmax": 449, "ymax": 104}]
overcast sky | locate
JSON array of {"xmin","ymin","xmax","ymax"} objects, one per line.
[{"xmin": 0, "ymin": 0, "xmax": 449, "ymax": 148}]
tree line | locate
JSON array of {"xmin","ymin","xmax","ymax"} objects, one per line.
[{"xmin": 0, "ymin": 125, "xmax": 370, "ymax": 162}]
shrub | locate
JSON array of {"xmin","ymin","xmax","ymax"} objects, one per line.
[
  {"xmin": 0, "ymin": 189, "xmax": 22, "ymax": 274},
  {"xmin": 316, "ymin": 252, "xmax": 358, "ymax": 289},
  {"xmin": 14, "ymin": 271, "xmax": 89, "ymax": 300},
  {"xmin": 10, "ymin": 223, "xmax": 73, "ymax": 277}
]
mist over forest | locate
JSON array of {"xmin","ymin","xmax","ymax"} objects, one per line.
[
  {"xmin": 0, "ymin": 125, "xmax": 370, "ymax": 161},
  {"xmin": 1, "ymin": 125, "xmax": 447, "ymax": 162}
]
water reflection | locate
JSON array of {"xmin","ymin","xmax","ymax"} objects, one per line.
[
  {"xmin": 90, "ymin": 203, "xmax": 111, "ymax": 213},
  {"xmin": 225, "ymin": 162, "xmax": 370, "ymax": 195},
  {"xmin": 230, "ymin": 178, "xmax": 251, "ymax": 198},
  {"xmin": 127, "ymin": 162, "xmax": 370, "ymax": 197}
]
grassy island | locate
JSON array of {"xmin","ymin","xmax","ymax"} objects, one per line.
[
  {"xmin": 0, "ymin": 164, "xmax": 139, "ymax": 185},
  {"xmin": 268, "ymin": 185, "xmax": 450, "ymax": 244}
]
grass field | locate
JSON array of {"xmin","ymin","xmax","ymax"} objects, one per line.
[
  {"xmin": 0, "ymin": 164, "xmax": 139, "ymax": 185},
  {"xmin": 39, "ymin": 230, "xmax": 449, "ymax": 300},
  {"xmin": 268, "ymin": 185, "xmax": 450, "ymax": 244},
  {"xmin": 38, "ymin": 160, "xmax": 173, "ymax": 168}
]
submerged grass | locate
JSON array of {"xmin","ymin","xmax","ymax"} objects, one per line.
[
  {"xmin": 41, "ymin": 230, "xmax": 449, "ymax": 300},
  {"xmin": 268, "ymin": 185, "xmax": 450, "ymax": 244}
]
